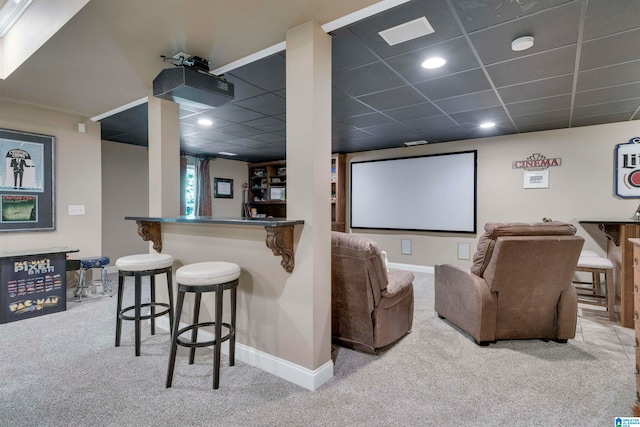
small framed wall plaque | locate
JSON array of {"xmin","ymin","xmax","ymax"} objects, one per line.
[
  {"xmin": 523, "ymin": 170, "xmax": 549, "ymax": 189},
  {"xmin": 214, "ymin": 178, "xmax": 233, "ymax": 198}
]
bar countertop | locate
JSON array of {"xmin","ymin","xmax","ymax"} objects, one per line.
[
  {"xmin": 579, "ymin": 218, "xmax": 640, "ymax": 224},
  {"xmin": 0, "ymin": 247, "xmax": 79, "ymax": 259},
  {"xmin": 124, "ymin": 216, "xmax": 304, "ymax": 227}
]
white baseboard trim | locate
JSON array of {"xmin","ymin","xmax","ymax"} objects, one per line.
[
  {"xmin": 156, "ymin": 317, "xmax": 334, "ymax": 391},
  {"xmin": 388, "ymin": 262, "xmax": 434, "ymax": 274}
]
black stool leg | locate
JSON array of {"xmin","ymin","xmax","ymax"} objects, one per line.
[
  {"xmin": 166, "ymin": 289, "xmax": 185, "ymax": 388},
  {"xmin": 167, "ymin": 270, "xmax": 174, "ymax": 338},
  {"xmin": 134, "ymin": 273, "xmax": 142, "ymax": 357},
  {"xmin": 115, "ymin": 274, "xmax": 125, "ymax": 347},
  {"xmin": 189, "ymin": 292, "xmax": 202, "ymax": 365},
  {"xmin": 213, "ymin": 286, "xmax": 223, "ymax": 389},
  {"xmin": 150, "ymin": 274, "xmax": 156, "ymax": 335},
  {"xmin": 230, "ymin": 285, "xmax": 237, "ymax": 366}
]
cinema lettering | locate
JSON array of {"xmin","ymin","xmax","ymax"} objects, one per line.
[
  {"xmin": 512, "ymin": 153, "xmax": 562, "ymax": 171},
  {"xmin": 616, "ymin": 137, "xmax": 640, "ymax": 199}
]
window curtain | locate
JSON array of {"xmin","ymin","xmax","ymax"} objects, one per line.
[
  {"xmin": 179, "ymin": 154, "xmax": 187, "ymax": 216},
  {"xmin": 195, "ymin": 157, "xmax": 212, "ymax": 216}
]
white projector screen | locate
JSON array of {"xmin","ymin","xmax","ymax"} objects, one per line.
[{"xmin": 350, "ymin": 151, "xmax": 477, "ymax": 233}]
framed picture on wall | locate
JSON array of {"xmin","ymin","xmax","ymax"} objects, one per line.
[
  {"xmin": 214, "ymin": 177, "xmax": 233, "ymax": 198},
  {"xmin": 523, "ymin": 170, "xmax": 549, "ymax": 189},
  {"xmin": 0, "ymin": 128, "xmax": 56, "ymax": 232}
]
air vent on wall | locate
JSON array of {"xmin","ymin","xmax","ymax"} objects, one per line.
[{"xmin": 152, "ymin": 66, "xmax": 234, "ymax": 109}]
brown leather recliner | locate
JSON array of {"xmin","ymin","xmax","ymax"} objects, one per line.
[
  {"xmin": 434, "ymin": 222, "xmax": 584, "ymax": 345},
  {"xmin": 331, "ymin": 232, "xmax": 414, "ymax": 354}
]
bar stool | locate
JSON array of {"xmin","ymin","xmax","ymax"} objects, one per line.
[
  {"xmin": 575, "ymin": 256, "xmax": 616, "ymax": 321},
  {"xmin": 166, "ymin": 261, "xmax": 240, "ymax": 390},
  {"xmin": 115, "ymin": 253, "xmax": 174, "ymax": 356},
  {"xmin": 74, "ymin": 256, "xmax": 112, "ymax": 301}
]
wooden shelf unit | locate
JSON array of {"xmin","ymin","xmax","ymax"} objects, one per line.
[
  {"xmin": 331, "ymin": 154, "xmax": 346, "ymax": 232},
  {"xmin": 248, "ymin": 155, "xmax": 346, "ymax": 228},
  {"xmin": 248, "ymin": 160, "xmax": 287, "ymax": 218}
]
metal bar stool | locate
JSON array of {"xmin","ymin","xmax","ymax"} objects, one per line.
[
  {"xmin": 74, "ymin": 256, "xmax": 112, "ymax": 301},
  {"xmin": 166, "ymin": 261, "xmax": 240, "ymax": 390},
  {"xmin": 115, "ymin": 253, "xmax": 174, "ymax": 356},
  {"xmin": 575, "ymin": 255, "xmax": 616, "ymax": 321}
]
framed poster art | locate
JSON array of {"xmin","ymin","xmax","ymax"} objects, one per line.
[
  {"xmin": 0, "ymin": 128, "xmax": 55, "ymax": 232},
  {"xmin": 214, "ymin": 177, "xmax": 233, "ymax": 198}
]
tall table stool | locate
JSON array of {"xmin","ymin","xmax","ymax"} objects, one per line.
[
  {"xmin": 74, "ymin": 256, "xmax": 112, "ymax": 301},
  {"xmin": 166, "ymin": 261, "xmax": 240, "ymax": 390},
  {"xmin": 575, "ymin": 256, "xmax": 616, "ymax": 321},
  {"xmin": 115, "ymin": 253, "xmax": 174, "ymax": 356}
]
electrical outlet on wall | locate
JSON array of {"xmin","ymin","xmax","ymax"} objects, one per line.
[
  {"xmin": 401, "ymin": 239, "xmax": 411, "ymax": 255},
  {"xmin": 68, "ymin": 205, "xmax": 85, "ymax": 215},
  {"xmin": 457, "ymin": 242, "xmax": 470, "ymax": 260}
]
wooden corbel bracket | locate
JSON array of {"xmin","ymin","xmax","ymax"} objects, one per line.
[
  {"xmin": 599, "ymin": 223, "xmax": 620, "ymax": 246},
  {"xmin": 136, "ymin": 220, "xmax": 163, "ymax": 253},
  {"xmin": 265, "ymin": 225, "xmax": 295, "ymax": 273}
]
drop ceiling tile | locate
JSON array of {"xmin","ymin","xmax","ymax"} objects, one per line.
[
  {"xmin": 449, "ymin": 106, "xmax": 508, "ymax": 125},
  {"xmin": 333, "ymin": 62, "xmax": 406, "ymax": 97},
  {"xmin": 180, "ymin": 113, "xmax": 234, "ymax": 129},
  {"xmin": 347, "ymin": 0, "xmax": 461, "ymax": 59},
  {"xmin": 470, "ymin": 2, "xmax": 580, "ymax": 66},
  {"xmin": 248, "ymin": 132, "xmax": 285, "ymax": 144},
  {"xmin": 572, "ymin": 111, "xmax": 636, "ymax": 127},
  {"xmin": 497, "ymin": 74, "xmax": 574, "ymax": 104},
  {"xmin": 242, "ymin": 117, "xmax": 286, "ymax": 132},
  {"xmin": 331, "ymin": 28, "xmax": 379, "ymax": 73},
  {"xmin": 421, "ymin": 125, "xmax": 469, "ymax": 143},
  {"xmin": 463, "ymin": 123, "xmax": 518, "ymax": 139},
  {"xmin": 486, "ymin": 45, "xmax": 577, "ymax": 87},
  {"xmin": 385, "ymin": 37, "xmax": 481, "ymax": 84},
  {"xmin": 208, "ymin": 104, "xmax": 266, "ymax": 123},
  {"xmin": 512, "ymin": 110, "xmax": 571, "ymax": 127},
  {"xmin": 357, "ymin": 85, "xmax": 426, "ymax": 111},
  {"xmin": 434, "ymin": 90, "xmax": 502, "ymax": 114},
  {"xmin": 383, "ymin": 102, "xmax": 442, "ymax": 121},
  {"xmin": 580, "ymin": 29, "xmax": 640, "ymax": 71},
  {"xmin": 333, "ymin": 87, "xmax": 351, "ymax": 103},
  {"xmin": 450, "ymin": 0, "xmax": 571, "ymax": 33},
  {"xmin": 227, "ymin": 53, "xmax": 286, "ymax": 92},
  {"xmin": 577, "ymin": 60, "xmax": 640, "ymax": 91},
  {"xmin": 342, "ymin": 112, "xmax": 395, "ymax": 128},
  {"xmin": 234, "ymin": 92, "xmax": 286, "ymax": 116},
  {"xmin": 100, "ymin": 103, "xmax": 147, "ymax": 133},
  {"xmin": 332, "ymin": 98, "xmax": 375, "ymax": 118},
  {"xmin": 332, "ymin": 128, "xmax": 377, "ymax": 142},
  {"xmin": 583, "ymin": 0, "xmax": 640, "ymax": 41},
  {"xmin": 575, "ymin": 83, "xmax": 640, "ymax": 107},
  {"xmin": 362, "ymin": 123, "xmax": 423, "ymax": 141},
  {"xmin": 274, "ymin": 89, "xmax": 286, "ymax": 98},
  {"xmin": 223, "ymin": 75, "xmax": 267, "ymax": 102},
  {"xmin": 403, "ymin": 114, "xmax": 458, "ymax": 132},
  {"xmin": 572, "ymin": 99, "xmax": 640, "ymax": 118},
  {"xmin": 194, "ymin": 128, "xmax": 238, "ymax": 142},
  {"xmin": 414, "ymin": 68, "xmax": 491, "ymax": 101},
  {"xmin": 107, "ymin": 131, "xmax": 147, "ymax": 146},
  {"xmin": 505, "ymin": 94, "xmax": 572, "ymax": 117},
  {"xmin": 217, "ymin": 124, "xmax": 264, "ymax": 138},
  {"xmin": 517, "ymin": 120, "xmax": 569, "ymax": 133}
]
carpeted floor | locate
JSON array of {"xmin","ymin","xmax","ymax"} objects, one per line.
[{"xmin": 0, "ymin": 271, "xmax": 634, "ymax": 426}]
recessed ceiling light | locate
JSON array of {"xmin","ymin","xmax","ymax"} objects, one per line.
[
  {"xmin": 217, "ymin": 151, "xmax": 238, "ymax": 156},
  {"xmin": 404, "ymin": 140, "xmax": 428, "ymax": 146},
  {"xmin": 197, "ymin": 118, "xmax": 213, "ymax": 126},
  {"xmin": 511, "ymin": 36, "xmax": 534, "ymax": 52},
  {"xmin": 479, "ymin": 122, "xmax": 496, "ymax": 129},
  {"xmin": 421, "ymin": 57, "xmax": 446, "ymax": 69}
]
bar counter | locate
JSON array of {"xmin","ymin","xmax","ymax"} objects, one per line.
[{"xmin": 125, "ymin": 216, "xmax": 304, "ymax": 273}]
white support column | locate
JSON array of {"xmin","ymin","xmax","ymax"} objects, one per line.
[
  {"xmin": 147, "ymin": 93, "xmax": 180, "ymax": 219},
  {"xmin": 286, "ymin": 21, "xmax": 333, "ymax": 377}
]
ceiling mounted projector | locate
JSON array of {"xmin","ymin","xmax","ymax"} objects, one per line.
[{"xmin": 152, "ymin": 65, "xmax": 234, "ymax": 109}]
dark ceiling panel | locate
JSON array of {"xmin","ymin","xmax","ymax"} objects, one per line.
[{"xmin": 101, "ymin": 0, "xmax": 640, "ymax": 163}]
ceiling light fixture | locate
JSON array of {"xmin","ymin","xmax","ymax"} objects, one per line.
[
  {"xmin": 404, "ymin": 140, "xmax": 428, "ymax": 146},
  {"xmin": 511, "ymin": 36, "xmax": 534, "ymax": 51},
  {"xmin": 479, "ymin": 122, "xmax": 496, "ymax": 129},
  {"xmin": 197, "ymin": 118, "xmax": 213, "ymax": 126},
  {"xmin": 217, "ymin": 151, "xmax": 238, "ymax": 156},
  {"xmin": 379, "ymin": 16, "xmax": 435, "ymax": 46},
  {"xmin": 421, "ymin": 57, "xmax": 446, "ymax": 69}
]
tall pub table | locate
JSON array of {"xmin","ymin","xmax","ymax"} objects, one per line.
[
  {"xmin": 579, "ymin": 219, "xmax": 640, "ymax": 328},
  {"xmin": 0, "ymin": 247, "xmax": 78, "ymax": 323}
]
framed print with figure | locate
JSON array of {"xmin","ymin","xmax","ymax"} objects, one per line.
[{"xmin": 0, "ymin": 128, "xmax": 55, "ymax": 232}]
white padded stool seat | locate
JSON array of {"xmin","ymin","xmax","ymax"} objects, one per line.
[
  {"xmin": 116, "ymin": 253, "xmax": 174, "ymax": 271},
  {"xmin": 580, "ymin": 250, "xmax": 600, "ymax": 258},
  {"xmin": 577, "ymin": 256, "xmax": 614, "ymax": 269},
  {"xmin": 176, "ymin": 262, "xmax": 241, "ymax": 286}
]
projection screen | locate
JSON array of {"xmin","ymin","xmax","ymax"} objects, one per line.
[{"xmin": 350, "ymin": 151, "xmax": 477, "ymax": 233}]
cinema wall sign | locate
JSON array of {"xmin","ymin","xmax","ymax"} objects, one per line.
[
  {"xmin": 512, "ymin": 153, "xmax": 562, "ymax": 171},
  {"xmin": 615, "ymin": 137, "xmax": 640, "ymax": 199}
]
